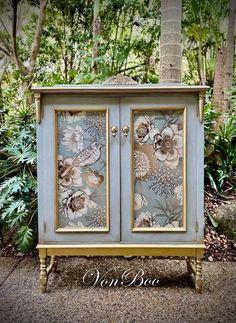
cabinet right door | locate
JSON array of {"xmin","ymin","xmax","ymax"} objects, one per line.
[{"xmin": 120, "ymin": 94, "xmax": 204, "ymax": 243}]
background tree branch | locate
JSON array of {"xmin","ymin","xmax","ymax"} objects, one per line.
[
  {"xmin": 11, "ymin": 0, "xmax": 24, "ymax": 71},
  {"xmin": 27, "ymin": 0, "xmax": 47, "ymax": 83}
]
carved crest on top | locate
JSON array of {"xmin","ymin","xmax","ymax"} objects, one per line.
[{"xmin": 103, "ymin": 74, "xmax": 137, "ymax": 85}]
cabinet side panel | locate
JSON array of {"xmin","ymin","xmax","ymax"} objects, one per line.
[
  {"xmin": 37, "ymin": 106, "xmax": 51, "ymax": 243},
  {"xmin": 37, "ymin": 125, "xmax": 44, "ymax": 243},
  {"xmin": 197, "ymin": 117, "xmax": 204, "ymax": 242}
]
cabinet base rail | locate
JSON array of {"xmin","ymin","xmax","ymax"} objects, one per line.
[{"xmin": 37, "ymin": 244, "xmax": 205, "ymax": 293}]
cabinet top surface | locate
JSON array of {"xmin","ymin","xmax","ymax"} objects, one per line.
[{"xmin": 32, "ymin": 84, "xmax": 209, "ymax": 94}]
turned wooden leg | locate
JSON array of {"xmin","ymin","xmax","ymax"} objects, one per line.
[
  {"xmin": 50, "ymin": 256, "xmax": 58, "ymax": 273},
  {"xmin": 186, "ymin": 256, "xmax": 191, "ymax": 275},
  {"xmin": 39, "ymin": 256, "xmax": 48, "ymax": 293},
  {"xmin": 195, "ymin": 257, "xmax": 203, "ymax": 293}
]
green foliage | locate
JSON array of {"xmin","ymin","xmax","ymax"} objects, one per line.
[
  {"xmin": 205, "ymin": 208, "xmax": 219, "ymax": 228},
  {"xmin": 33, "ymin": 0, "xmax": 160, "ymax": 85},
  {"xmin": 0, "ymin": 96, "xmax": 37, "ymax": 252},
  {"xmin": 182, "ymin": 0, "xmax": 228, "ymax": 85},
  {"xmin": 204, "ymin": 102, "xmax": 236, "ymax": 194}
]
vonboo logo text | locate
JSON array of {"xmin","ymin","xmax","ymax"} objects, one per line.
[{"xmin": 82, "ymin": 267, "xmax": 160, "ymax": 287}]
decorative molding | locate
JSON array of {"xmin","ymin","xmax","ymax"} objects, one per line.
[
  {"xmin": 103, "ymin": 74, "xmax": 137, "ymax": 85},
  {"xmin": 198, "ymin": 92, "xmax": 205, "ymax": 123},
  {"xmin": 35, "ymin": 92, "xmax": 41, "ymax": 124}
]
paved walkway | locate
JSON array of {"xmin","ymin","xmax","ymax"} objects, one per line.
[{"xmin": 0, "ymin": 256, "xmax": 235, "ymax": 322}]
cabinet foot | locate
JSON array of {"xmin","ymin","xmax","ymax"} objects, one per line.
[
  {"xmin": 39, "ymin": 256, "xmax": 48, "ymax": 293},
  {"xmin": 195, "ymin": 257, "xmax": 203, "ymax": 293},
  {"xmin": 185, "ymin": 256, "xmax": 203, "ymax": 293},
  {"xmin": 186, "ymin": 256, "xmax": 191, "ymax": 275},
  {"xmin": 50, "ymin": 256, "xmax": 58, "ymax": 273}
]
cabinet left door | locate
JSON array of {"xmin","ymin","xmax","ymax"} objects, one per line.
[{"xmin": 37, "ymin": 96, "xmax": 120, "ymax": 243}]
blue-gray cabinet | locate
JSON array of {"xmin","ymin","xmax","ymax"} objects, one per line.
[{"xmin": 32, "ymin": 79, "xmax": 208, "ymax": 293}]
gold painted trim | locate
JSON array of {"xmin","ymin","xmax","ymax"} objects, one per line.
[
  {"xmin": 37, "ymin": 243, "xmax": 205, "ymax": 248},
  {"xmin": 55, "ymin": 228, "xmax": 109, "ymax": 233},
  {"xmin": 131, "ymin": 107, "xmax": 187, "ymax": 232},
  {"xmin": 198, "ymin": 92, "xmax": 205, "ymax": 123},
  {"xmin": 37, "ymin": 244, "xmax": 205, "ymax": 257},
  {"xmin": 34, "ymin": 93, "xmax": 41, "ymax": 124},
  {"xmin": 132, "ymin": 227, "xmax": 186, "ymax": 232},
  {"xmin": 54, "ymin": 107, "xmax": 110, "ymax": 233}
]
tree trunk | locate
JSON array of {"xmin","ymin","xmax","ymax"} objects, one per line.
[
  {"xmin": 0, "ymin": 60, "xmax": 8, "ymax": 122},
  {"xmin": 198, "ymin": 7, "xmax": 206, "ymax": 85},
  {"xmin": 27, "ymin": 0, "xmax": 47, "ymax": 87},
  {"xmin": 223, "ymin": 0, "xmax": 236, "ymax": 108},
  {"xmin": 197, "ymin": 42, "xmax": 206, "ymax": 85},
  {"xmin": 10, "ymin": 0, "xmax": 47, "ymax": 91},
  {"xmin": 212, "ymin": 47, "xmax": 225, "ymax": 110},
  {"xmin": 12, "ymin": 0, "xmax": 24, "ymax": 71},
  {"xmin": 92, "ymin": 0, "xmax": 100, "ymax": 74},
  {"xmin": 160, "ymin": 0, "xmax": 182, "ymax": 83}
]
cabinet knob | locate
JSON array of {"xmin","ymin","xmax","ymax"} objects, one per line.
[
  {"xmin": 111, "ymin": 125, "xmax": 118, "ymax": 137},
  {"xmin": 122, "ymin": 125, "xmax": 130, "ymax": 137}
]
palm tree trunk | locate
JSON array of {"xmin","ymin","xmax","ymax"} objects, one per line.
[
  {"xmin": 212, "ymin": 47, "xmax": 225, "ymax": 110},
  {"xmin": 160, "ymin": 0, "xmax": 182, "ymax": 83},
  {"xmin": 223, "ymin": 0, "xmax": 236, "ymax": 108}
]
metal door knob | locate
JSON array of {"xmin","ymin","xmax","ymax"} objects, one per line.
[
  {"xmin": 122, "ymin": 125, "xmax": 129, "ymax": 137},
  {"xmin": 111, "ymin": 125, "xmax": 118, "ymax": 137}
]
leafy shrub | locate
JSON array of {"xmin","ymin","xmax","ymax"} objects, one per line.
[
  {"xmin": 204, "ymin": 103, "xmax": 236, "ymax": 194},
  {"xmin": 0, "ymin": 99, "xmax": 37, "ymax": 252}
]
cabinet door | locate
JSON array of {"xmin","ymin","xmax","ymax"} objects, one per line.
[
  {"xmin": 120, "ymin": 95, "xmax": 204, "ymax": 243},
  {"xmin": 37, "ymin": 96, "xmax": 120, "ymax": 243}
]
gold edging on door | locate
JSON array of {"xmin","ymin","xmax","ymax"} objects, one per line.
[
  {"xmin": 130, "ymin": 107, "xmax": 187, "ymax": 232},
  {"xmin": 54, "ymin": 107, "xmax": 110, "ymax": 233}
]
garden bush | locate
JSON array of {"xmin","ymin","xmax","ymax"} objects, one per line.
[
  {"xmin": 204, "ymin": 102, "xmax": 236, "ymax": 194},
  {"xmin": 0, "ymin": 93, "xmax": 37, "ymax": 252}
]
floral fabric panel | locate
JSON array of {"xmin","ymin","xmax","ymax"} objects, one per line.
[
  {"xmin": 57, "ymin": 111, "xmax": 107, "ymax": 230},
  {"xmin": 133, "ymin": 110, "xmax": 184, "ymax": 229}
]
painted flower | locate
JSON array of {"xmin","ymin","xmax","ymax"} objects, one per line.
[
  {"xmin": 62, "ymin": 125, "xmax": 84, "ymax": 153},
  {"xmin": 134, "ymin": 193, "xmax": 148, "ymax": 210},
  {"xmin": 59, "ymin": 188, "xmax": 72, "ymax": 211},
  {"xmin": 83, "ymin": 169, "xmax": 104, "ymax": 188},
  {"xmin": 174, "ymin": 185, "xmax": 183, "ymax": 205},
  {"xmin": 134, "ymin": 149, "xmax": 151, "ymax": 179},
  {"xmin": 134, "ymin": 115, "xmax": 159, "ymax": 144},
  {"xmin": 58, "ymin": 157, "xmax": 82, "ymax": 189},
  {"xmin": 135, "ymin": 211, "xmax": 153, "ymax": 227},
  {"xmin": 152, "ymin": 124, "xmax": 182, "ymax": 169},
  {"xmin": 64, "ymin": 188, "xmax": 97, "ymax": 220}
]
